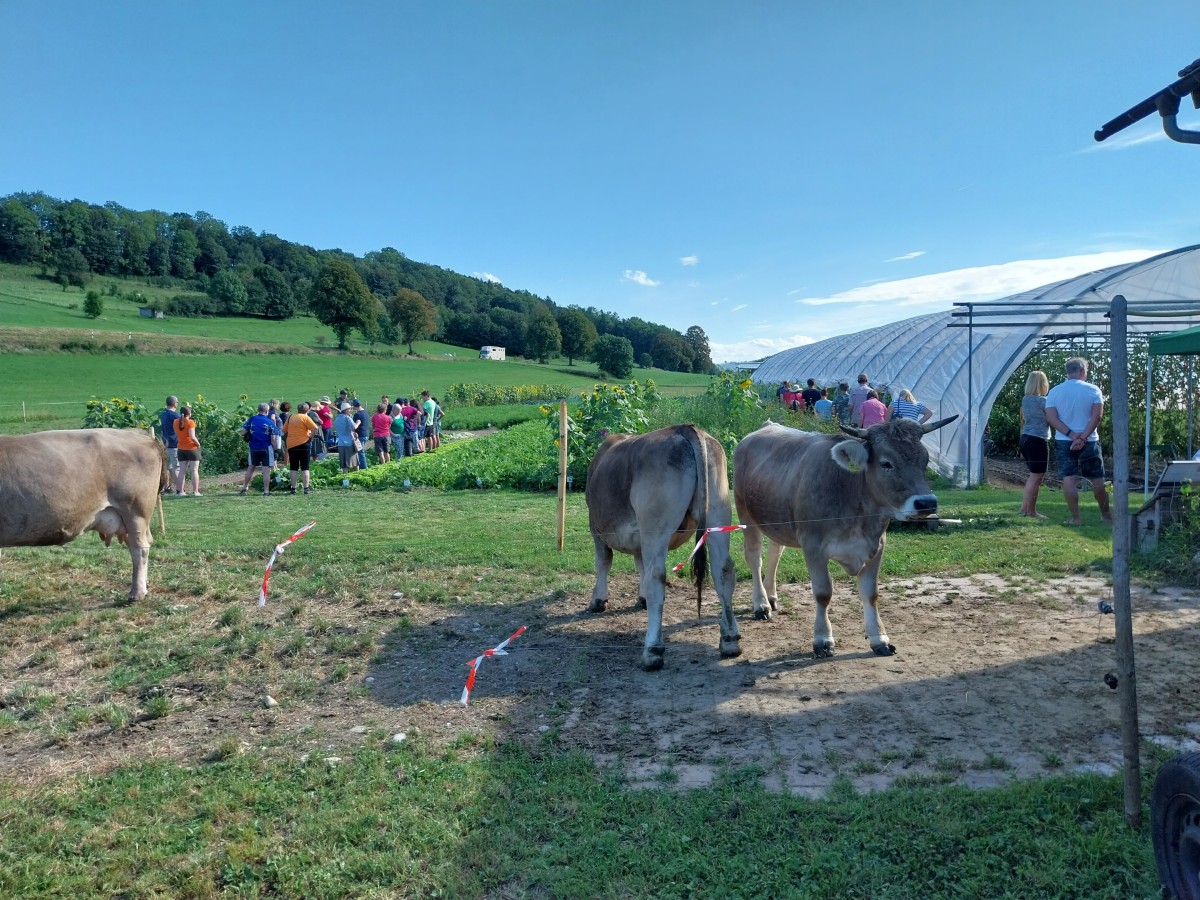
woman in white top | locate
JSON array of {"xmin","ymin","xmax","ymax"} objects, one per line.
[{"xmin": 886, "ymin": 389, "xmax": 933, "ymax": 424}]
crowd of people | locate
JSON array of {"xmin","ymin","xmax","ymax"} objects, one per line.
[
  {"xmin": 776, "ymin": 372, "xmax": 935, "ymax": 428},
  {"xmin": 157, "ymin": 390, "xmax": 445, "ymax": 497}
]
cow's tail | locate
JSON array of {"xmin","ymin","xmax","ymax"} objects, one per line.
[
  {"xmin": 153, "ymin": 434, "xmax": 169, "ymax": 537},
  {"xmin": 687, "ymin": 425, "xmax": 709, "ymax": 620}
]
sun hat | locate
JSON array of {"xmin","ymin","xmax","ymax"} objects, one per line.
[
  {"xmin": 320, "ymin": 396, "xmax": 331, "ymax": 403},
  {"xmin": 339, "ymin": 402, "xmax": 351, "ymax": 411}
]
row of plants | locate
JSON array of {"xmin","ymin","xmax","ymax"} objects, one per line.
[
  {"xmin": 443, "ymin": 382, "xmax": 572, "ymax": 406},
  {"xmin": 83, "ymin": 372, "xmax": 841, "ymax": 492},
  {"xmin": 84, "ymin": 394, "xmax": 255, "ymax": 475}
]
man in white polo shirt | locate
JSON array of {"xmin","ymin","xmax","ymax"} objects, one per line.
[{"xmin": 1044, "ymin": 357, "xmax": 1113, "ymax": 526}]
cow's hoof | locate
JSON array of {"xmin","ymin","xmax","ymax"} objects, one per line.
[
  {"xmin": 719, "ymin": 639, "xmax": 743, "ymax": 659},
  {"xmin": 871, "ymin": 641, "xmax": 896, "ymax": 656},
  {"xmin": 638, "ymin": 596, "xmax": 647, "ymax": 610},
  {"xmin": 641, "ymin": 648, "xmax": 665, "ymax": 671},
  {"xmin": 587, "ymin": 598, "xmax": 608, "ymax": 613},
  {"xmin": 768, "ymin": 597, "xmax": 779, "ymax": 612},
  {"xmin": 753, "ymin": 607, "xmax": 773, "ymax": 621},
  {"xmin": 813, "ymin": 640, "xmax": 835, "ymax": 658}
]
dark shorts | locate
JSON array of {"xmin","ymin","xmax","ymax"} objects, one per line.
[
  {"xmin": 1056, "ymin": 440, "xmax": 1105, "ymax": 480},
  {"xmin": 1019, "ymin": 435, "xmax": 1048, "ymax": 475},
  {"xmin": 249, "ymin": 448, "xmax": 270, "ymax": 467},
  {"xmin": 289, "ymin": 445, "xmax": 311, "ymax": 471},
  {"xmin": 374, "ymin": 437, "xmax": 390, "ymax": 454},
  {"xmin": 178, "ymin": 448, "xmax": 201, "ymax": 462}
]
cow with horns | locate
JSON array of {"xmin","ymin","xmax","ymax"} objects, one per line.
[
  {"xmin": 585, "ymin": 424, "xmax": 742, "ymax": 670},
  {"xmin": 733, "ymin": 415, "xmax": 957, "ymax": 657}
]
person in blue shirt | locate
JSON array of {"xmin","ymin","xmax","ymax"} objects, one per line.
[
  {"xmin": 814, "ymin": 388, "xmax": 834, "ymax": 422},
  {"xmin": 334, "ymin": 403, "xmax": 359, "ymax": 474},
  {"xmin": 238, "ymin": 403, "xmax": 280, "ymax": 496},
  {"xmin": 159, "ymin": 395, "xmax": 180, "ymax": 493}
]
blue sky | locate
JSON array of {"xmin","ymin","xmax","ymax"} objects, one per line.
[{"xmin": 3, "ymin": 2, "xmax": 1199, "ymax": 361}]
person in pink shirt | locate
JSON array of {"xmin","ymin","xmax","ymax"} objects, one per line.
[
  {"xmin": 371, "ymin": 403, "xmax": 393, "ymax": 464},
  {"xmin": 855, "ymin": 389, "xmax": 887, "ymax": 428}
]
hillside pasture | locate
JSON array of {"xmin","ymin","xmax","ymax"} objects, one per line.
[{"xmin": 0, "ymin": 478, "xmax": 1188, "ymax": 895}]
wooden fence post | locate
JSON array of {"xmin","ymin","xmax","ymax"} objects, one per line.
[{"xmin": 557, "ymin": 401, "xmax": 568, "ymax": 552}]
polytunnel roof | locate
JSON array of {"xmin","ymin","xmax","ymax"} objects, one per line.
[{"xmin": 752, "ymin": 244, "xmax": 1200, "ymax": 484}]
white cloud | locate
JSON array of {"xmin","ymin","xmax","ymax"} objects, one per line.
[
  {"xmin": 680, "ymin": 255, "xmax": 699, "ymax": 266},
  {"xmin": 884, "ymin": 250, "xmax": 925, "ymax": 262},
  {"xmin": 473, "ymin": 271, "xmax": 501, "ymax": 283},
  {"xmin": 711, "ymin": 334, "xmax": 815, "ymax": 364},
  {"xmin": 623, "ymin": 269, "xmax": 660, "ymax": 287},
  {"xmin": 792, "ymin": 249, "xmax": 1162, "ymax": 309},
  {"xmin": 730, "ymin": 304, "xmax": 748, "ymax": 312}
]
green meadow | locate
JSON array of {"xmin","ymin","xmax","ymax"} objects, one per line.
[{"xmin": 0, "ymin": 263, "xmax": 710, "ymax": 434}]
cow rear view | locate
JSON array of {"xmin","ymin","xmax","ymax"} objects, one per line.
[
  {"xmin": 585, "ymin": 424, "xmax": 741, "ymax": 670},
  {"xmin": 0, "ymin": 428, "xmax": 168, "ymax": 601}
]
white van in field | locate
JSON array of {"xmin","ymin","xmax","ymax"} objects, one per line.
[{"xmin": 479, "ymin": 346, "xmax": 506, "ymax": 360}]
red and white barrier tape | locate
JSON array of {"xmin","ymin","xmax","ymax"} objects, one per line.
[
  {"xmin": 671, "ymin": 524, "xmax": 746, "ymax": 573},
  {"xmin": 258, "ymin": 520, "xmax": 317, "ymax": 607},
  {"xmin": 461, "ymin": 625, "xmax": 527, "ymax": 705}
]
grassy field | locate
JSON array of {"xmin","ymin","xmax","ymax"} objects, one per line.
[
  {"xmin": 0, "ymin": 474, "xmax": 1163, "ymax": 898},
  {"xmin": 0, "ymin": 263, "xmax": 711, "ymax": 434}
]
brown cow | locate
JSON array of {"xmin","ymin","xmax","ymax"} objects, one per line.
[
  {"xmin": 734, "ymin": 416, "xmax": 957, "ymax": 657},
  {"xmin": 586, "ymin": 424, "xmax": 741, "ymax": 670},
  {"xmin": 0, "ymin": 428, "xmax": 168, "ymax": 601}
]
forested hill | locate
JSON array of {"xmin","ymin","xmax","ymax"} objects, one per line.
[{"xmin": 0, "ymin": 191, "xmax": 714, "ymax": 373}]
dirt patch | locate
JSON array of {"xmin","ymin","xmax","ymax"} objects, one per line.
[
  {"xmin": 5, "ymin": 570, "xmax": 1200, "ymax": 796},
  {"xmin": 370, "ymin": 574, "xmax": 1200, "ymax": 796}
]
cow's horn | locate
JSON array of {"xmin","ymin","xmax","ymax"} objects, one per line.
[
  {"xmin": 839, "ymin": 425, "xmax": 869, "ymax": 440},
  {"xmin": 921, "ymin": 414, "xmax": 959, "ymax": 434}
]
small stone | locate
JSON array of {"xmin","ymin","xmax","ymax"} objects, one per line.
[
  {"xmin": 392, "ymin": 732, "xmax": 407, "ymax": 744},
  {"xmin": 392, "ymin": 591, "xmax": 405, "ymax": 599},
  {"xmin": 324, "ymin": 756, "xmax": 342, "ymax": 767},
  {"xmin": 364, "ymin": 676, "xmax": 375, "ymax": 684},
  {"xmin": 262, "ymin": 695, "xmax": 278, "ymax": 708},
  {"xmin": 350, "ymin": 725, "xmax": 367, "ymax": 734},
  {"xmin": 538, "ymin": 725, "xmax": 550, "ymax": 733}
]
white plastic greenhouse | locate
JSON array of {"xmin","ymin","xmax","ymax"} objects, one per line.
[{"xmin": 752, "ymin": 245, "xmax": 1200, "ymax": 485}]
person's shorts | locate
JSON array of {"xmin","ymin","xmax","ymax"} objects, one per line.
[
  {"xmin": 289, "ymin": 445, "xmax": 311, "ymax": 471},
  {"xmin": 1056, "ymin": 440, "xmax": 1105, "ymax": 480},
  {"xmin": 166, "ymin": 447, "xmax": 179, "ymax": 470},
  {"xmin": 1019, "ymin": 435, "xmax": 1048, "ymax": 475},
  {"xmin": 178, "ymin": 448, "xmax": 201, "ymax": 462},
  {"xmin": 374, "ymin": 437, "xmax": 390, "ymax": 454},
  {"xmin": 249, "ymin": 448, "xmax": 270, "ymax": 468},
  {"xmin": 339, "ymin": 445, "xmax": 357, "ymax": 469}
]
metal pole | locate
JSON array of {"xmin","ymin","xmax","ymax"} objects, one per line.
[
  {"xmin": 1144, "ymin": 355, "xmax": 1153, "ymax": 502},
  {"xmin": 1189, "ymin": 356, "xmax": 1195, "ymax": 457},
  {"xmin": 557, "ymin": 401, "xmax": 568, "ymax": 552},
  {"xmin": 967, "ymin": 308, "xmax": 974, "ymax": 487},
  {"xmin": 1109, "ymin": 294, "xmax": 1141, "ymax": 829}
]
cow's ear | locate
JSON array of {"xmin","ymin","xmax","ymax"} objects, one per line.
[{"xmin": 831, "ymin": 439, "xmax": 869, "ymax": 473}]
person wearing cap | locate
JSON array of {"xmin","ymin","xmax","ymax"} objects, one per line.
[
  {"xmin": 351, "ymin": 398, "xmax": 370, "ymax": 469},
  {"xmin": 333, "ymin": 402, "xmax": 358, "ymax": 474}
]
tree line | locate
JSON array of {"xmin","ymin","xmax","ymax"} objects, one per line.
[{"xmin": 0, "ymin": 192, "xmax": 714, "ymax": 375}]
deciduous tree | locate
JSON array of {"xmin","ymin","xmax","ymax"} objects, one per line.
[
  {"xmin": 387, "ymin": 288, "xmax": 438, "ymax": 353},
  {"xmin": 684, "ymin": 325, "xmax": 714, "ymax": 373},
  {"xmin": 309, "ymin": 259, "xmax": 377, "ymax": 349},
  {"xmin": 525, "ymin": 302, "xmax": 562, "ymax": 363},
  {"xmin": 557, "ymin": 308, "xmax": 597, "ymax": 365},
  {"xmin": 592, "ymin": 334, "xmax": 635, "ymax": 379}
]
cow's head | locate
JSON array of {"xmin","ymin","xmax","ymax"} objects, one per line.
[{"xmin": 831, "ymin": 416, "xmax": 958, "ymax": 520}]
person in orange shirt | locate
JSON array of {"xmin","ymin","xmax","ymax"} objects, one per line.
[
  {"xmin": 173, "ymin": 405, "xmax": 202, "ymax": 496},
  {"xmin": 284, "ymin": 401, "xmax": 322, "ymax": 495}
]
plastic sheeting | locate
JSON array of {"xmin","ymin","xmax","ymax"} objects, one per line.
[{"xmin": 753, "ymin": 245, "xmax": 1200, "ymax": 485}]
